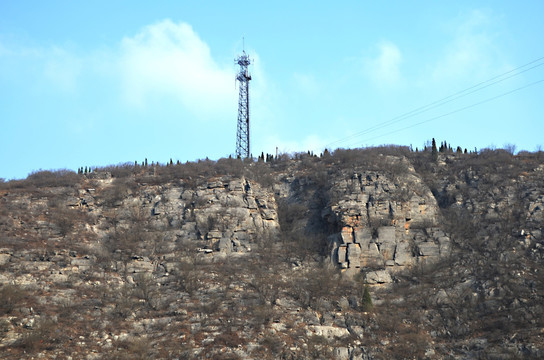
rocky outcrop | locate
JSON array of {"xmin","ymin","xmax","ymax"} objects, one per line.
[
  {"xmin": 321, "ymin": 157, "xmax": 451, "ymax": 279},
  {"xmin": 144, "ymin": 177, "xmax": 279, "ymax": 254},
  {"xmin": 2, "ymin": 150, "xmax": 544, "ymax": 359}
]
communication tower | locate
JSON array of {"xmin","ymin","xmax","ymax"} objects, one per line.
[{"xmin": 235, "ymin": 47, "xmax": 252, "ymax": 158}]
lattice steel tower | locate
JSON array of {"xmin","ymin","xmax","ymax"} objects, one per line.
[{"xmin": 235, "ymin": 49, "xmax": 251, "ymax": 158}]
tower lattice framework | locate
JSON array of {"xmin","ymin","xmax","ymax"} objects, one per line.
[{"xmin": 235, "ymin": 50, "xmax": 251, "ymax": 158}]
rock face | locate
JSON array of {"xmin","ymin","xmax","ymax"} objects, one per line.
[
  {"xmin": 79, "ymin": 159, "xmax": 451, "ymax": 282},
  {"xmin": 1, "ymin": 150, "xmax": 544, "ymax": 359},
  {"xmin": 146, "ymin": 177, "xmax": 279, "ymax": 254},
  {"xmin": 320, "ymin": 157, "xmax": 450, "ymax": 279},
  {"xmin": 0, "ymin": 159, "xmax": 453, "ymax": 284}
]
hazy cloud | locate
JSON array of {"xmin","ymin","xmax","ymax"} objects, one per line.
[
  {"xmin": 364, "ymin": 41, "xmax": 403, "ymax": 87},
  {"xmin": 118, "ymin": 20, "xmax": 236, "ymax": 119},
  {"xmin": 43, "ymin": 47, "xmax": 82, "ymax": 93},
  {"xmin": 292, "ymin": 72, "xmax": 320, "ymax": 96},
  {"xmin": 0, "ymin": 42, "xmax": 81, "ymax": 92},
  {"xmin": 432, "ymin": 10, "xmax": 502, "ymax": 82}
]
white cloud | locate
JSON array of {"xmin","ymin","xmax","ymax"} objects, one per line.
[
  {"xmin": 432, "ymin": 10, "xmax": 502, "ymax": 82},
  {"xmin": 118, "ymin": 20, "xmax": 236, "ymax": 119},
  {"xmin": 0, "ymin": 42, "xmax": 82, "ymax": 92},
  {"xmin": 364, "ymin": 41, "xmax": 403, "ymax": 87}
]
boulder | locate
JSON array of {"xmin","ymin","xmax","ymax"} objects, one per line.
[
  {"xmin": 347, "ymin": 243, "xmax": 361, "ymax": 268},
  {"xmin": 438, "ymin": 236, "xmax": 451, "ymax": 255},
  {"xmin": 418, "ymin": 242, "xmax": 440, "ymax": 257},
  {"xmin": 354, "ymin": 228, "xmax": 372, "ymax": 246},
  {"xmin": 365, "ymin": 270, "xmax": 392, "ymax": 284},
  {"xmin": 245, "ymin": 197, "xmax": 258, "ymax": 209},
  {"xmin": 127, "ymin": 259, "xmax": 154, "ymax": 273},
  {"xmin": 207, "ymin": 181, "xmax": 223, "ymax": 189},
  {"xmin": 216, "ymin": 238, "xmax": 232, "ymax": 253},
  {"xmin": 70, "ymin": 257, "xmax": 92, "ymax": 271},
  {"xmin": 0, "ymin": 253, "xmax": 11, "ymax": 266},
  {"xmin": 340, "ymin": 228, "xmax": 354, "ymax": 244},
  {"xmin": 206, "ymin": 230, "xmax": 222, "ymax": 240},
  {"xmin": 394, "ymin": 242, "xmax": 414, "ymax": 266},
  {"xmin": 378, "ymin": 226, "xmax": 396, "ymax": 244},
  {"xmin": 308, "ymin": 325, "xmax": 350, "ymax": 339},
  {"xmin": 333, "ymin": 347, "xmax": 350, "ymax": 360},
  {"xmin": 360, "ymin": 242, "xmax": 383, "ymax": 268},
  {"xmin": 228, "ymin": 179, "xmax": 244, "ymax": 192},
  {"xmin": 337, "ymin": 246, "xmax": 347, "ymax": 266}
]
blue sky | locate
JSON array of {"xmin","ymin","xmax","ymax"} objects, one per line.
[{"xmin": 1, "ymin": 1, "xmax": 543, "ymax": 180}]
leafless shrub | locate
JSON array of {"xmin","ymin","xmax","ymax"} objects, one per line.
[
  {"xmin": 213, "ymin": 330, "xmax": 245, "ymax": 348},
  {"xmin": 326, "ymin": 146, "xmax": 411, "ymax": 172},
  {"xmin": 25, "ymin": 169, "xmax": 80, "ymax": 188},
  {"xmin": 306, "ymin": 335, "xmax": 334, "ymax": 359},
  {"xmin": 111, "ymin": 336, "xmax": 152, "ymax": 360},
  {"xmin": 98, "ymin": 178, "xmax": 138, "ymax": 207},
  {"xmin": 258, "ymin": 335, "xmax": 284, "ymax": 356},
  {"xmin": 215, "ymin": 157, "xmax": 244, "ymax": 178},
  {"xmin": 289, "ymin": 264, "xmax": 341, "ymax": 310},
  {"xmin": 503, "ymin": 143, "xmax": 517, "ymax": 155},
  {"xmin": 441, "ymin": 207, "xmax": 478, "ymax": 245},
  {"xmin": 112, "ymin": 284, "xmax": 138, "ymax": 319},
  {"xmin": 390, "ymin": 186, "xmax": 412, "ymax": 203},
  {"xmin": 247, "ymin": 270, "xmax": 283, "ymax": 306},
  {"xmin": 409, "ymin": 218, "xmax": 436, "ymax": 230},
  {"xmin": 247, "ymin": 163, "xmax": 276, "ymax": 188},
  {"xmin": 0, "ymin": 284, "xmax": 26, "ymax": 315},
  {"xmin": 15, "ymin": 317, "xmax": 61, "ymax": 353},
  {"xmin": 50, "ymin": 207, "xmax": 76, "ymax": 238},
  {"xmin": 100, "ymin": 227, "xmax": 146, "ymax": 274},
  {"xmin": 276, "ymin": 199, "xmax": 307, "ymax": 234},
  {"xmin": 172, "ymin": 259, "xmax": 202, "ymax": 296},
  {"xmin": 133, "ymin": 273, "xmax": 160, "ymax": 310},
  {"xmin": 95, "ymin": 162, "xmax": 139, "ymax": 178}
]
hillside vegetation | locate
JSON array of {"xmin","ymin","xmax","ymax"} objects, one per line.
[{"xmin": 1, "ymin": 145, "xmax": 543, "ymax": 359}]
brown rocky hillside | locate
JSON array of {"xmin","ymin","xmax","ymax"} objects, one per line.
[{"xmin": 1, "ymin": 146, "xmax": 543, "ymax": 359}]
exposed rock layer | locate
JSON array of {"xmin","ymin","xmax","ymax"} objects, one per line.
[{"xmin": 1, "ymin": 150, "xmax": 543, "ymax": 359}]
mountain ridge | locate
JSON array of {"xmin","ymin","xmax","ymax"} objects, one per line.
[{"xmin": 1, "ymin": 146, "xmax": 543, "ymax": 359}]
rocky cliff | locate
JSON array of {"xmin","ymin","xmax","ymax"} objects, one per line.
[{"xmin": 1, "ymin": 148, "xmax": 543, "ymax": 359}]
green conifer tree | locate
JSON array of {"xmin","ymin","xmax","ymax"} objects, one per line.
[
  {"xmin": 361, "ymin": 285, "xmax": 373, "ymax": 312},
  {"xmin": 431, "ymin": 138, "xmax": 438, "ymax": 161}
]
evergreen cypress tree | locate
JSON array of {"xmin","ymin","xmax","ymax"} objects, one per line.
[
  {"xmin": 361, "ymin": 285, "xmax": 373, "ymax": 312},
  {"xmin": 431, "ymin": 138, "xmax": 438, "ymax": 161}
]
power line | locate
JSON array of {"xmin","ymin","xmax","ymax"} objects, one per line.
[
  {"xmin": 326, "ymin": 55, "xmax": 544, "ymax": 149},
  {"xmin": 343, "ymin": 78, "xmax": 544, "ymax": 148}
]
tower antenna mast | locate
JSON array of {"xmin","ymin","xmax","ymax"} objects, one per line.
[{"xmin": 235, "ymin": 41, "xmax": 252, "ymax": 159}]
